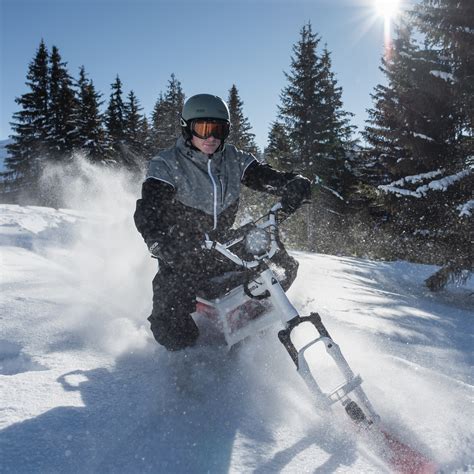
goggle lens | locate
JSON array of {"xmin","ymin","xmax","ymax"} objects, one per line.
[{"xmin": 191, "ymin": 120, "xmax": 230, "ymax": 140}]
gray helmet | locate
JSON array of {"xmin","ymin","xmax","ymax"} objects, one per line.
[{"xmin": 181, "ymin": 94, "xmax": 230, "ymax": 122}]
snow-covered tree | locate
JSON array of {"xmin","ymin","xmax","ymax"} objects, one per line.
[
  {"xmin": 227, "ymin": 85, "xmax": 258, "ymax": 155},
  {"xmin": 365, "ymin": 25, "xmax": 459, "ymax": 175},
  {"xmin": 412, "ymin": 0, "xmax": 474, "ymax": 289},
  {"xmin": 414, "ymin": 0, "xmax": 474, "ymax": 140},
  {"xmin": 364, "ymin": 22, "xmax": 472, "ymax": 288}
]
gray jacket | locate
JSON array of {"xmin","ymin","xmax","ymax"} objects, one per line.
[
  {"xmin": 147, "ymin": 137, "xmax": 256, "ymax": 230},
  {"xmin": 134, "ymin": 137, "xmax": 304, "ymax": 262}
]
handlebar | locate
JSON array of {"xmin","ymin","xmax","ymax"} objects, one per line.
[{"xmin": 203, "ymin": 202, "xmax": 283, "ymax": 269}]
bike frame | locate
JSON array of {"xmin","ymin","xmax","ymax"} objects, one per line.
[
  {"xmin": 197, "ymin": 202, "xmax": 438, "ymax": 472},
  {"xmin": 196, "ymin": 202, "xmax": 378, "ymax": 424}
]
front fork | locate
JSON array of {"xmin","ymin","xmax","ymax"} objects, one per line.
[{"xmin": 278, "ymin": 313, "xmax": 379, "ymax": 427}]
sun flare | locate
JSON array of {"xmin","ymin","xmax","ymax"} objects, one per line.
[{"xmin": 375, "ymin": 0, "xmax": 400, "ymax": 20}]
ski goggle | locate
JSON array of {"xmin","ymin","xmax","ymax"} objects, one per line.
[{"xmin": 190, "ymin": 119, "xmax": 230, "ymax": 140}]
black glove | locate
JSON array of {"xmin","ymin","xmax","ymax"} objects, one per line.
[
  {"xmin": 280, "ymin": 176, "xmax": 312, "ymax": 214},
  {"xmin": 147, "ymin": 232, "xmax": 204, "ymax": 268}
]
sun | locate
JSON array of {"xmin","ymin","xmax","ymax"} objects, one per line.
[{"xmin": 375, "ymin": 0, "xmax": 400, "ymax": 20}]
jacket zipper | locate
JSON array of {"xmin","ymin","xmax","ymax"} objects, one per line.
[
  {"xmin": 219, "ymin": 178, "xmax": 225, "ymax": 206},
  {"xmin": 207, "ymin": 159, "xmax": 218, "ymax": 230}
]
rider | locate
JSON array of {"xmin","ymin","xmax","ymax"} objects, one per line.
[{"xmin": 134, "ymin": 94, "xmax": 311, "ymax": 351}]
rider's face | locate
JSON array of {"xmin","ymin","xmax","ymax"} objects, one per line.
[{"xmin": 191, "ymin": 135, "xmax": 221, "ymax": 155}]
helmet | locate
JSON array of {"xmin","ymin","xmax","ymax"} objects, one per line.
[
  {"xmin": 181, "ymin": 94, "xmax": 230, "ymax": 145},
  {"xmin": 181, "ymin": 94, "xmax": 230, "ymax": 122}
]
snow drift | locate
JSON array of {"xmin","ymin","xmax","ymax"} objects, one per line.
[{"xmin": 1, "ymin": 157, "xmax": 473, "ymax": 472}]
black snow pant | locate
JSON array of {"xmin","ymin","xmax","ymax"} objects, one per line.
[
  {"xmin": 148, "ymin": 246, "xmax": 299, "ymax": 351},
  {"xmin": 148, "ymin": 255, "xmax": 239, "ymax": 351}
]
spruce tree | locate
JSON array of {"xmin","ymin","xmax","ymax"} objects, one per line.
[
  {"xmin": 277, "ymin": 23, "xmax": 321, "ymax": 173},
  {"xmin": 276, "ymin": 23, "xmax": 354, "ymax": 189},
  {"xmin": 4, "ymin": 40, "xmax": 50, "ymax": 197},
  {"xmin": 104, "ymin": 75, "xmax": 127, "ymax": 162},
  {"xmin": 164, "ymin": 73, "xmax": 185, "ymax": 141},
  {"xmin": 318, "ymin": 47, "xmax": 355, "ymax": 188},
  {"xmin": 139, "ymin": 114, "xmax": 152, "ymax": 160},
  {"xmin": 364, "ymin": 25, "xmax": 455, "ymax": 179},
  {"xmin": 273, "ymin": 22, "xmax": 355, "ymax": 251},
  {"xmin": 266, "ymin": 121, "xmax": 292, "ymax": 168},
  {"xmin": 227, "ymin": 85, "xmax": 259, "ymax": 155},
  {"xmin": 124, "ymin": 90, "xmax": 149, "ymax": 164},
  {"xmin": 149, "ymin": 74, "xmax": 185, "ymax": 154},
  {"xmin": 412, "ymin": 0, "xmax": 474, "ymax": 288},
  {"xmin": 415, "ymin": 0, "xmax": 474, "ymax": 139},
  {"xmin": 375, "ymin": 28, "xmax": 456, "ymax": 170},
  {"xmin": 226, "ymin": 85, "xmax": 263, "ymax": 219},
  {"xmin": 124, "ymin": 91, "xmax": 142, "ymax": 150},
  {"xmin": 363, "ymin": 22, "xmax": 472, "ymax": 285},
  {"xmin": 47, "ymin": 45, "xmax": 79, "ymax": 160},
  {"xmin": 149, "ymin": 92, "xmax": 167, "ymax": 154},
  {"xmin": 76, "ymin": 66, "xmax": 107, "ymax": 161}
]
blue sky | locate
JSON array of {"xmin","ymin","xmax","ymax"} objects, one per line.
[{"xmin": 1, "ymin": 0, "xmax": 392, "ymax": 150}]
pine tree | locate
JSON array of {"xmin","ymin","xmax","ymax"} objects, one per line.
[
  {"xmin": 124, "ymin": 91, "xmax": 142, "ymax": 150},
  {"xmin": 149, "ymin": 92, "xmax": 166, "ymax": 154},
  {"xmin": 363, "ymin": 21, "xmax": 472, "ymax": 284},
  {"xmin": 363, "ymin": 3, "xmax": 472, "ymax": 191},
  {"xmin": 47, "ymin": 45, "xmax": 79, "ymax": 160},
  {"xmin": 149, "ymin": 74, "xmax": 185, "ymax": 154},
  {"xmin": 415, "ymin": 0, "xmax": 474, "ymax": 138},
  {"xmin": 266, "ymin": 121, "xmax": 292, "ymax": 168},
  {"xmin": 4, "ymin": 40, "xmax": 50, "ymax": 197},
  {"xmin": 227, "ymin": 85, "xmax": 259, "ymax": 155},
  {"xmin": 76, "ymin": 66, "xmax": 107, "ymax": 161},
  {"xmin": 272, "ymin": 22, "xmax": 356, "ymax": 251},
  {"xmin": 104, "ymin": 75, "xmax": 127, "ymax": 162},
  {"xmin": 317, "ymin": 47, "xmax": 356, "ymax": 192},
  {"xmin": 226, "ymin": 85, "xmax": 262, "ymax": 219},
  {"xmin": 139, "ymin": 114, "xmax": 152, "ymax": 159},
  {"xmin": 364, "ymin": 25, "xmax": 456, "ymax": 180},
  {"xmin": 276, "ymin": 23, "xmax": 354, "ymax": 188},
  {"xmin": 277, "ymin": 23, "xmax": 322, "ymax": 172},
  {"xmin": 412, "ymin": 0, "xmax": 474, "ymax": 289},
  {"xmin": 123, "ymin": 90, "xmax": 149, "ymax": 165}
]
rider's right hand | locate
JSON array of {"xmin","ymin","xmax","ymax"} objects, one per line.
[{"xmin": 147, "ymin": 233, "xmax": 206, "ymax": 268}]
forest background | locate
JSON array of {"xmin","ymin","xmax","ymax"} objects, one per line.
[{"xmin": 1, "ymin": 0, "xmax": 472, "ymax": 291}]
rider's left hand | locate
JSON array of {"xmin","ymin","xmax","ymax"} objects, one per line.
[{"xmin": 281, "ymin": 176, "xmax": 312, "ymax": 214}]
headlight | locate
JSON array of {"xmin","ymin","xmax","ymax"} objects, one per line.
[{"xmin": 245, "ymin": 228, "xmax": 271, "ymax": 255}]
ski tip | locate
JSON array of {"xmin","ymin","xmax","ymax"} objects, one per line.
[{"xmin": 381, "ymin": 429, "xmax": 439, "ymax": 474}]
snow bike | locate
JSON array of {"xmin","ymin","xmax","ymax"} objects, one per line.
[{"xmin": 195, "ymin": 202, "xmax": 438, "ymax": 474}]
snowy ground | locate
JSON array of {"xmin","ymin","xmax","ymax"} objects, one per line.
[{"xmin": 1, "ymin": 189, "xmax": 473, "ymax": 472}]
